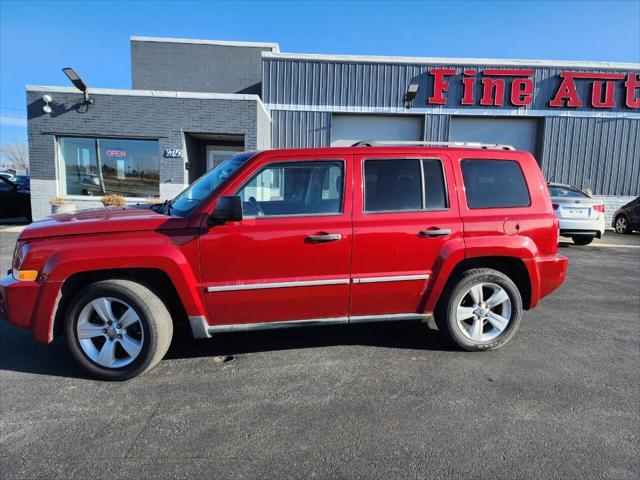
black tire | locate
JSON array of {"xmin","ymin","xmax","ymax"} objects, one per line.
[
  {"xmin": 572, "ymin": 236, "xmax": 594, "ymax": 245},
  {"xmin": 614, "ymin": 215, "xmax": 632, "ymax": 234},
  {"xmin": 435, "ymin": 268, "xmax": 522, "ymax": 351},
  {"xmin": 64, "ymin": 279, "xmax": 173, "ymax": 380}
]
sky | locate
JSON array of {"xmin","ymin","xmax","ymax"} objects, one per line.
[{"xmin": 1, "ymin": 0, "xmax": 639, "ymax": 148}]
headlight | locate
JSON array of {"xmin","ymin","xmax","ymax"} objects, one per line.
[{"xmin": 11, "ymin": 242, "xmax": 39, "ymax": 282}]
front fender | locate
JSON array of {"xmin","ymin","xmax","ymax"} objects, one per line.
[{"xmin": 32, "ymin": 231, "xmax": 206, "ymax": 342}]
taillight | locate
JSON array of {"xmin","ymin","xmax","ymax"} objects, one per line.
[
  {"xmin": 593, "ymin": 204, "xmax": 605, "ymax": 213},
  {"xmin": 552, "ymin": 204, "xmax": 559, "ymax": 210}
]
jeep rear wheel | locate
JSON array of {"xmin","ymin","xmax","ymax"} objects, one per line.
[
  {"xmin": 436, "ymin": 268, "xmax": 522, "ymax": 351},
  {"xmin": 65, "ymin": 279, "xmax": 173, "ymax": 380}
]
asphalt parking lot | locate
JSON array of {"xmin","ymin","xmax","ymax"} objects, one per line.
[{"xmin": 1, "ymin": 227, "xmax": 638, "ymax": 479}]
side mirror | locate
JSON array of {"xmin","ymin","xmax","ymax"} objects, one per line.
[
  {"xmin": 208, "ymin": 196, "xmax": 243, "ymax": 226},
  {"xmin": 13, "ymin": 184, "xmax": 22, "ymax": 191}
]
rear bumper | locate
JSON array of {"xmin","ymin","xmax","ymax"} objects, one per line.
[
  {"xmin": 0, "ymin": 275, "xmax": 60, "ymax": 343},
  {"xmin": 525, "ymin": 254, "xmax": 568, "ymax": 309},
  {"xmin": 558, "ymin": 217, "xmax": 605, "ymax": 238}
]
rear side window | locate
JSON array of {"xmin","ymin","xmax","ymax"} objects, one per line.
[
  {"xmin": 364, "ymin": 159, "xmax": 448, "ymax": 212},
  {"xmin": 461, "ymin": 159, "xmax": 530, "ymax": 209}
]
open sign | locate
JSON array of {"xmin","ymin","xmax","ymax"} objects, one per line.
[{"xmin": 105, "ymin": 149, "xmax": 128, "ymax": 158}]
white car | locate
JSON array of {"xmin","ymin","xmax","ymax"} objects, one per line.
[{"xmin": 548, "ymin": 183, "xmax": 605, "ymax": 245}]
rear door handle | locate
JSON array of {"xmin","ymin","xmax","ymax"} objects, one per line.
[
  {"xmin": 306, "ymin": 233, "xmax": 342, "ymax": 243},
  {"xmin": 418, "ymin": 228, "xmax": 452, "ymax": 238}
]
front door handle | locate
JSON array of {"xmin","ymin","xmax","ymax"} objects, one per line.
[
  {"xmin": 306, "ymin": 233, "xmax": 342, "ymax": 243},
  {"xmin": 418, "ymin": 228, "xmax": 452, "ymax": 238}
]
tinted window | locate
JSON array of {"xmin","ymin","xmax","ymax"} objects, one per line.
[
  {"xmin": 364, "ymin": 159, "xmax": 447, "ymax": 212},
  {"xmin": 461, "ymin": 159, "xmax": 530, "ymax": 209},
  {"xmin": 237, "ymin": 161, "xmax": 344, "ymax": 217},
  {"xmin": 365, "ymin": 159, "xmax": 422, "ymax": 212},
  {"xmin": 423, "ymin": 159, "xmax": 448, "ymax": 210},
  {"xmin": 548, "ymin": 185, "xmax": 588, "ymax": 198}
]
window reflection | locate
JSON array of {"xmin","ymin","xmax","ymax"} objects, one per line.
[{"xmin": 58, "ymin": 137, "xmax": 159, "ymax": 197}]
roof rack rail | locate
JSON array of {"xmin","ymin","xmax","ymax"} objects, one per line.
[{"xmin": 350, "ymin": 140, "xmax": 516, "ymax": 151}]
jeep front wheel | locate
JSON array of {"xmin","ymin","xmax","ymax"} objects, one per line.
[
  {"xmin": 436, "ymin": 268, "xmax": 522, "ymax": 351},
  {"xmin": 65, "ymin": 279, "xmax": 173, "ymax": 380}
]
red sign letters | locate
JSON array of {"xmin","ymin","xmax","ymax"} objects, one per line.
[{"xmin": 427, "ymin": 68, "xmax": 640, "ymax": 109}]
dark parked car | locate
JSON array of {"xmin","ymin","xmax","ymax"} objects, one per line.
[
  {"xmin": 612, "ymin": 197, "xmax": 640, "ymax": 234},
  {"xmin": 0, "ymin": 176, "xmax": 31, "ymax": 221}
]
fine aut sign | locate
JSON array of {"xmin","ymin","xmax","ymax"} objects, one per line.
[{"xmin": 427, "ymin": 69, "xmax": 640, "ymax": 109}]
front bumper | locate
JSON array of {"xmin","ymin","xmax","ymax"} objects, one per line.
[
  {"xmin": 0, "ymin": 275, "xmax": 60, "ymax": 343},
  {"xmin": 0, "ymin": 274, "xmax": 41, "ymax": 330}
]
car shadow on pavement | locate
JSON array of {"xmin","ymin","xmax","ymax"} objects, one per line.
[
  {"xmin": 165, "ymin": 321, "xmax": 456, "ymax": 360},
  {"xmin": 0, "ymin": 321, "xmax": 455, "ymax": 379}
]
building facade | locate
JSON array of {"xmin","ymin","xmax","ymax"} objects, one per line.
[{"xmin": 27, "ymin": 36, "xmax": 639, "ymax": 220}]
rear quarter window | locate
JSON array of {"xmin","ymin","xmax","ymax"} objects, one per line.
[{"xmin": 461, "ymin": 159, "xmax": 531, "ymax": 209}]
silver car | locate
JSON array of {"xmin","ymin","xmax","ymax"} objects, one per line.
[{"xmin": 548, "ymin": 183, "xmax": 605, "ymax": 245}]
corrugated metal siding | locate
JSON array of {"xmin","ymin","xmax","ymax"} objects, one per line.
[
  {"xmin": 424, "ymin": 115, "xmax": 450, "ymax": 141},
  {"xmin": 541, "ymin": 117, "xmax": 640, "ymax": 195},
  {"xmin": 271, "ymin": 110, "xmax": 331, "ymax": 148},
  {"xmin": 264, "ymin": 58, "xmax": 639, "ymax": 113}
]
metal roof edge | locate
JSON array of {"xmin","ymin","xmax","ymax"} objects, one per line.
[
  {"xmin": 131, "ymin": 36, "xmax": 280, "ymax": 52},
  {"xmin": 262, "ymin": 51, "xmax": 640, "ymax": 70}
]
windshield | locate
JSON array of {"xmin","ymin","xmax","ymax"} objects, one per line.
[{"xmin": 169, "ymin": 152, "xmax": 255, "ymax": 216}]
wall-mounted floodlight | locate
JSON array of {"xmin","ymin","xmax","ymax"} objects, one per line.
[
  {"xmin": 62, "ymin": 67, "xmax": 93, "ymax": 104},
  {"xmin": 42, "ymin": 94, "xmax": 53, "ymax": 114},
  {"xmin": 404, "ymin": 83, "xmax": 419, "ymax": 108}
]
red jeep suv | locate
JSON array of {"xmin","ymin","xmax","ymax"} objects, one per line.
[{"xmin": 1, "ymin": 143, "xmax": 568, "ymax": 380}]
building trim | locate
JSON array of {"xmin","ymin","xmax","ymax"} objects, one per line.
[
  {"xmin": 263, "ymin": 52, "xmax": 640, "ymax": 70},
  {"xmin": 265, "ymin": 103, "xmax": 640, "ymax": 119},
  {"xmin": 26, "ymin": 85, "xmax": 272, "ymax": 120},
  {"xmin": 131, "ymin": 35, "xmax": 280, "ymax": 52}
]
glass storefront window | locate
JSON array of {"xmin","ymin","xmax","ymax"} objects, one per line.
[{"xmin": 58, "ymin": 137, "xmax": 159, "ymax": 198}]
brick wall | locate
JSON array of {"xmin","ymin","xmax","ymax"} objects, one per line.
[
  {"xmin": 131, "ymin": 40, "xmax": 272, "ymax": 95},
  {"xmin": 27, "ymin": 88, "xmax": 263, "ymax": 220}
]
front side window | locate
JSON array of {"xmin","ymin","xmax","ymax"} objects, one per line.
[
  {"xmin": 364, "ymin": 158, "xmax": 448, "ymax": 212},
  {"xmin": 58, "ymin": 137, "xmax": 159, "ymax": 198},
  {"xmin": 461, "ymin": 159, "xmax": 530, "ymax": 209},
  {"xmin": 236, "ymin": 161, "xmax": 344, "ymax": 217}
]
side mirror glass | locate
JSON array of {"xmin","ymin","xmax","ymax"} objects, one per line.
[
  {"xmin": 13, "ymin": 184, "xmax": 21, "ymax": 191},
  {"xmin": 209, "ymin": 196, "xmax": 243, "ymax": 226}
]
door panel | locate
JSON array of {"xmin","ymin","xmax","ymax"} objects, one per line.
[
  {"xmin": 199, "ymin": 155, "xmax": 352, "ymax": 325},
  {"xmin": 350, "ymin": 154, "xmax": 463, "ymax": 316}
]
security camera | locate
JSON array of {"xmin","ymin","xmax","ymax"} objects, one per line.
[{"xmin": 42, "ymin": 94, "xmax": 53, "ymax": 113}]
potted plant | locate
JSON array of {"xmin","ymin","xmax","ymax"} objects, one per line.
[
  {"xmin": 101, "ymin": 194, "xmax": 127, "ymax": 207},
  {"xmin": 49, "ymin": 197, "xmax": 76, "ymax": 215}
]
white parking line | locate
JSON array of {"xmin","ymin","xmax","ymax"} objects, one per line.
[{"xmin": 591, "ymin": 243, "xmax": 640, "ymax": 249}]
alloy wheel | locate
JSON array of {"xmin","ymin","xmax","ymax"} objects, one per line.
[
  {"xmin": 455, "ymin": 282, "xmax": 512, "ymax": 342},
  {"xmin": 76, "ymin": 297, "xmax": 144, "ymax": 368},
  {"xmin": 615, "ymin": 216, "xmax": 627, "ymax": 234}
]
